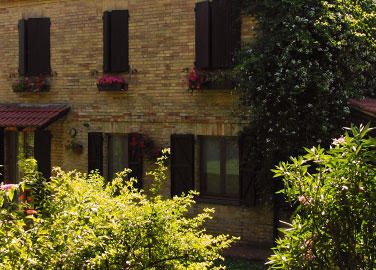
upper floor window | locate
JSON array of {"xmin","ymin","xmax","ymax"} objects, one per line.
[
  {"xmin": 195, "ymin": 0, "xmax": 241, "ymax": 69},
  {"xmin": 18, "ymin": 18, "xmax": 51, "ymax": 76},
  {"xmin": 103, "ymin": 10, "xmax": 130, "ymax": 73}
]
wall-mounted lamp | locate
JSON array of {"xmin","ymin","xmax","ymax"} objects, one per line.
[{"xmin": 69, "ymin": 128, "xmax": 77, "ymax": 137}]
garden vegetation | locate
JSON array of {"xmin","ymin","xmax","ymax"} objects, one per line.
[{"xmin": 0, "ymin": 150, "xmax": 236, "ymax": 269}]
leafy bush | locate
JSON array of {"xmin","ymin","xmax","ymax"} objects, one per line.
[
  {"xmin": 0, "ymin": 150, "xmax": 236, "ymax": 269},
  {"xmin": 267, "ymin": 125, "xmax": 376, "ymax": 269}
]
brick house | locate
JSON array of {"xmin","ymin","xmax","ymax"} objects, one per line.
[{"xmin": 0, "ymin": 0, "xmax": 274, "ymax": 247}]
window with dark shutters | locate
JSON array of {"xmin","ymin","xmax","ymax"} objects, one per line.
[
  {"xmin": 195, "ymin": 0, "xmax": 241, "ymax": 69},
  {"xmin": 18, "ymin": 18, "xmax": 51, "ymax": 76},
  {"xmin": 34, "ymin": 130, "xmax": 51, "ymax": 180},
  {"xmin": 88, "ymin": 132, "xmax": 104, "ymax": 175},
  {"xmin": 239, "ymin": 135, "xmax": 256, "ymax": 206},
  {"xmin": 0, "ymin": 128, "xmax": 4, "ymax": 183},
  {"xmin": 103, "ymin": 10, "xmax": 130, "ymax": 73},
  {"xmin": 171, "ymin": 134, "xmax": 195, "ymax": 196}
]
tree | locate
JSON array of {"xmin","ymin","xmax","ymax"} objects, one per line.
[{"xmin": 234, "ymin": 0, "xmax": 376, "ymax": 197}]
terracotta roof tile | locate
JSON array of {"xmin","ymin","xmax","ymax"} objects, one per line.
[{"xmin": 0, "ymin": 104, "xmax": 70, "ymax": 128}]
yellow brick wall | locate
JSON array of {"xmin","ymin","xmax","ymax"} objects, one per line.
[{"xmin": 0, "ymin": 0, "xmax": 273, "ymax": 247}]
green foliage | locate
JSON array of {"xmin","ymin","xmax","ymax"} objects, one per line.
[
  {"xmin": 0, "ymin": 150, "xmax": 236, "ymax": 269},
  {"xmin": 267, "ymin": 124, "xmax": 376, "ymax": 269},
  {"xmin": 235, "ymin": 0, "xmax": 376, "ymax": 196}
]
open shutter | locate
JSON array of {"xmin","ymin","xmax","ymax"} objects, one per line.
[
  {"xmin": 34, "ymin": 130, "xmax": 51, "ymax": 180},
  {"xmin": 103, "ymin": 11, "xmax": 111, "ymax": 73},
  {"xmin": 239, "ymin": 135, "xmax": 256, "ymax": 206},
  {"xmin": 128, "ymin": 133, "xmax": 143, "ymax": 189},
  {"xmin": 195, "ymin": 1, "xmax": 211, "ymax": 68},
  {"xmin": 171, "ymin": 134, "xmax": 194, "ymax": 196},
  {"xmin": 211, "ymin": 0, "xmax": 240, "ymax": 68},
  {"xmin": 27, "ymin": 18, "xmax": 51, "ymax": 75},
  {"xmin": 88, "ymin": 132, "xmax": 103, "ymax": 175},
  {"xmin": 111, "ymin": 10, "xmax": 129, "ymax": 72},
  {"xmin": 18, "ymin": 19, "xmax": 27, "ymax": 76}
]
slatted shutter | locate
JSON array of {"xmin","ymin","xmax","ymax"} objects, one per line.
[
  {"xmin": 212, "ymin": 0, "xmax": 240, "ymax": 68},
  {"xmin": 34, "ymin": 130, "xmax": 51, "ymax": 180},
  {"xmin": 27, "ymin": 18, "xmax": 51, "ymax": 75},
  {"xmin": 18, "ymin": 19, "xmax": 27, "ymax": 76},
  {"xmin": 88, "ymin": 132, "xmax": 103, "ymax": 175},
  {"xmin": 239, "ymin": 135, "xmax": 256, "ymax": 206},
  {"xmin": 171, "ymin": 134, "xmax": 194, "ymax": 196},
  {"xmin": 128, "ymin": 133, "xmax": 143, "ymax": 189},
  {"xmin": 195, "ymin": 1, "xmax": 211, "ymax": 68},
  {"xmin": 103, "ymin": 10, "xmax": 129, "ymax": 73}
]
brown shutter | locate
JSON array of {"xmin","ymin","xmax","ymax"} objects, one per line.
[
  {"xmin": 103, "ymin": 11, "xmax": 111, "ymax": 73},
  {"xmin": 239, "ymin": 135, "xmax": 256, "ymax": 206},
  {"xmin": 18, "ymin": 19, "xmax": 27, "ymax": 76},
  {"xmin": 27, "ymin": 18, "xmax": 51, "ymax": 75},
  {"xmin": 128, "ymin": 133, "xmax": 143, "ymax": 189},
  {"xmin": 110, "ymin": 10, "xmax": 129, "ymax": 72},
  {"xmin": 34, "ymin": 130, "xmax": 51, "ymax": 180},
  {"xmin": 88, "ymin": 132, "xmax": 103, "ymax": 175},
  {"xmin": 195, "ymin": 1, "xmax": 211, "ymax": 68},
  {"xmin": 171, "ymin": 134, "xmax": 194, "ymax": 196},
  {"xmin": 212, "ymin": 0, "xmax": 240, "ymax": 68}
]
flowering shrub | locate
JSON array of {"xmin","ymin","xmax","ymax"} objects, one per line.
[
  {"xmin": 235, "ymin": 0, "xmax": 376, "ymax": 198},
  {"xmin": 97, "ymin": 76, "xmax": 125, "ymax": 85},
  {"xmin": 12, "ymin": 75, "xmax": 49, "ymax": 92},
  {"xmin": 129, "ymin": 132, "xmax": 168, "ymax": 162},
  {"xmin": 64, "ymin": 139, "xmax": 83, "ymax": 154},
  {"xmin": 268, "ymin": 125, "xmax": 376, "ymax": 269},
  {"xmin": 0, "ymin": 152, "xmax": 236, "ymax": 269}
]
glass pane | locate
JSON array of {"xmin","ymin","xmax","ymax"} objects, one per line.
[
  {"xmin": 202, "ymin": 137, "xmax": 221, "ymax": 193},
  {"xmin": 108, "ymin": 135, "xmax": 128, "ymax": 180},
  {"xmin": 225, "ymin": 138, "xmax": 239, "ymax": 195}
]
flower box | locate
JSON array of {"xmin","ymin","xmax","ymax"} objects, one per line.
[
  {"xmin": 13, "ymin": 84, "xmax": 50, "ymax": 93},
  {"xmin": 97, "ymin": 82, "xmax": 128, "ymax": 91},
  {"xmin": 200, "ymin": 79, "xmax": 234, "ymax": 90}
]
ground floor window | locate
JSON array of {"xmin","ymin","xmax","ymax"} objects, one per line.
[
  {"xmin": 107, "ymin": 134, "xmax": 129, "ymax": 180},
  {"xmin": 199, "ymin": 136, "xmax": 239, "ymax": 198}
]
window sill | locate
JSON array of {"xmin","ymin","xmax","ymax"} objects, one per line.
[{"xmin": 197, "ymin": 196, "xmax": 240, "ymax": 206}]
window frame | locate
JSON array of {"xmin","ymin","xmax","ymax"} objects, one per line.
[{"xmin": 199, "ymin": 136, "xmax": 240, "ymax": 203}]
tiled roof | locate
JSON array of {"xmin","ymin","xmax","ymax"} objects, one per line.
[
  {"xmin": 0, "ymin": 104, "xmax": 70, "ymax": 128},
  {"xmin": 349, "ymin": 98, "xmax": 376, "ymax": 117}
]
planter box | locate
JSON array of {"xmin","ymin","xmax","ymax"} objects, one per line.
[
  {"xmin": 97, "ymin": 82, "xmax": 127, "ymax": 91},
  {"xmin": 72, "ymin": 144, "xmax": 83, "ymax": 154},
  {"xmin": 200, "ymin": 79, "xmax": 233, "ymax": 90},
  {"xmin": 13, "ymin": 85, "xmax": 50, "ymax": 93}
]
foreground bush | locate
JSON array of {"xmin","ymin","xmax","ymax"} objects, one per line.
[
  {"xmin": 0, "ymin": 150, "xmax": 236, "ymax": 269},
  {"xmin": 267, "ymin": 125, "xmax": 376, "ymax": 269}
]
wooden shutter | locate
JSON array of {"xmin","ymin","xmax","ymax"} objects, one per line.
[
  {"xmin": 88, "ymin": 132, "xmax": 103, "ymax": 175},
  {"xmin": 34, "ymin": 130, "xmax": 51, "ymax": 180},
  {"xmin": 171, "ymin": 134, "xmax": 194, "ymax": 196},
  {"xmin": 211, "ymin": 0, "xmax": 240, "ymax": 68},
  {"xmin": 27, "ymin": 18, "xmax": 51, "ymax": 75},
  {"xmin": 18, "ymin": 19, "xmax": 27, "ymax": 76},
  {"xmin": 128, "ymin": 133, "xmax": 143, "ymax": 189},
  {"xmin": 239, "ymin": 135, "xmax": 256, "ymax": 206},
  {"xmin": 195, "ymin": 1, "xmax": 211, "ymax": 68},
  {"xmin": 103, "ymin": 11, "xmax": 111, "ymax": 73},
  {"xmin": 103, "ymin": 10, "xmax": 129, "ymax": 73}
]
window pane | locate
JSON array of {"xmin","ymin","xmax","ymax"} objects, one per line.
[
  {"xmin": 202, "ymin": 137, "xmax": 221, "ymax": 193},
  {"xmin": 108, "ymin": 135, "xmax": 128, "ymax": 180},
  {"xmin": 225, "ymin": 138, "xmax": 239, "ymax": 195}
]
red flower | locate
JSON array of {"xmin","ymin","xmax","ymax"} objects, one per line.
[
  {"xmin": 140, "ymin": 141, "xmax": 145, "ymax": 148},
  {"xmin": 27, "ymin": 197, "xmax": 32, "ymax": 202},
  {"xmin": 19, "ymin": 194, "xmax": 25, "ymax": 200}
]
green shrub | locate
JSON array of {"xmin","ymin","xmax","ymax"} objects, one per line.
[
  {"xmin": 267, "ymin": 125, "xmax": 376, "ymax": 269},
  {"xmin": 0, "ymin": 149, "xmax": 236, "ymax": 269}
]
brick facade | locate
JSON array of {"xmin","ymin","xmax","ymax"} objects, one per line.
[{"xmin": 0, "ymin": 0, "xmax": 273, "ymax": 247}]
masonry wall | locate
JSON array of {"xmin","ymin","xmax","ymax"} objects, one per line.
[{"xmin": 0, "ymin": 0, "xmax": 273, "ymax": 247}]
